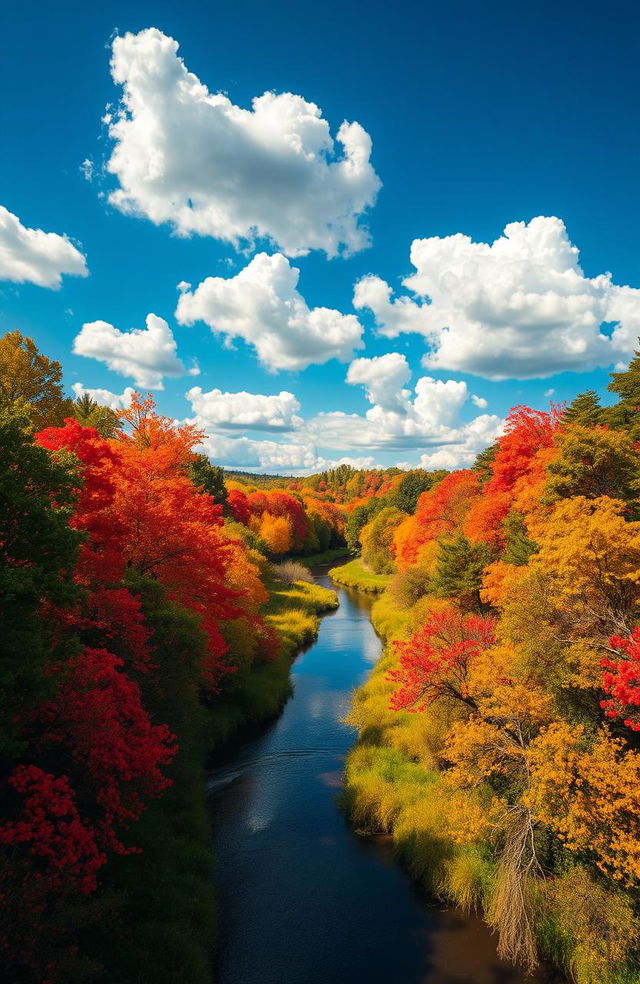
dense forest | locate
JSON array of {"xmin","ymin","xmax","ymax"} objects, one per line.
[{"xmin": 3, "ymin": 326, "xmax": 640, "ymax": 982}]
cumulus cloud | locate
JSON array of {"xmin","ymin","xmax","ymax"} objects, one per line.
[
  {"xmin": 346, "ymin": 353, "xmax": 411, "ymax": 409},
  {"xmin": 198, "ymin": 432, "xmax": 321, "ymax": 472},
  {"xmin": 0, "ymin": 204, "xmax": 88, "ymax": 288},
  {"xmin": 186, "ymin": 387, "xmax": 302, "ymax": 432},
  {"xmin": 175, "ymin": 252, "xmax": 363, "ymax": 371},
  {"xmin": 471, "ymin": 394, "xmax": 488, "ymax": 409},
  {"xmin": 354, "ymin": 216, "xmax": 640, "ymax": 379},
  {"xmin": 303, "ymin": 355, "xmax": 502, "ymax": 453},
  {"xmin": 72, "ymin": 382, "xmax": 135, "ymax": 409},
  {"xmin": 73, "ymin": 313, "xmax": 198, "ymax": 389},
  {"xmin": 106, "ymin": 27, "xmax": 381, "ymax": 257}
]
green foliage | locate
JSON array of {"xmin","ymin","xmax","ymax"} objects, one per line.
[
  {"xmin": 472, "ymin": 443, "xmax": 497, "ymax": 484},
  {"xmin": 546, "ymin": 424, "xmax": 640, "ymax": 507},
  {"xmin": 72, "ymin": 393, "xmax": 123, "ymax": 438},
  {"xmin": 188, "ymin": 454, "xmax": 228, "ymax": 508},
  {"xmin": 502, "ymin": 511, "xmax": 538, "ymax": 566},
  {"xmin": 0, "ymin": 330, "xmax": 73, "ymax": 428},
  {"xmin": 606, "ymin": 349, "xmax": 640, "ymax": 439},
  {"xmin": 563, "ymin": 390, "xmax": 604, "ymax": 428},
  {"xmin": 430, "ymin": 533, "xmax": 493, "ymax": 612},
  {"xmin": 0, "ymin": 403, "xmax": 81, "ymax": 758},
  {"xmin": 329, "ymin": 558, "xmax": 392, "ymax": 594},
  {"xmin": 344, "ymin": 498, "xmax": 386, "ymax": 552},
  {"xmin": 389, "ymin": 470, "xmax": 445, "ymax": 514},
  {"xmin": 360, "ymin": 505, "xmax": 406, "ymax": 574}
]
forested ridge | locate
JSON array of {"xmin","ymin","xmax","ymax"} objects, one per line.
[{"xmin": 335, "ymin": 358, "xmax": 640, "ymax": 984}]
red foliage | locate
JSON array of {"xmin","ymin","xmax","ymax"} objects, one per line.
[
  {"xmin": 601, "ymin": 629, "xmax": 640, "ymax": 731},
  {"xmin": 37, "ymin": 647, "xmax": 176, "ymax": 852},
  {"xmin": 464, "ymin": 405, "xmax": 562, "ymax": 545},
  {"xmin": 36, "ymin": 419, "xmax": 125, "ymax": 584},
  {"xmin": 227, "ymin": 487, "xmax": 251, "ymax": 525},
  {"xmin": 0, "ymin": 765, "xmax": 105, "ymax": 893},
  {"xmin": 388, "ymin": 607, "xmax": 496, "ymax": 711},
  {"xmin": 247, "ymin": 490, "xmax": 309, "ymax": 550},
  {"xmin": 395, "ymin": 471, "xmax": 480, "ymax": 569}
]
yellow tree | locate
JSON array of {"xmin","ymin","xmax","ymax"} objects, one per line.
[{"xmin": 0, "ymin": 330, "xmax": 73, "ymax": 427}]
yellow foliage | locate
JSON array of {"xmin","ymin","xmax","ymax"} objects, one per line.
[
  {"xmin": 259, "ymin": 512, "xmax": 292, "ymax": 555},
  {"xmin": 526, "ymin": 722, "xmax": 640, "ymax": 885}
]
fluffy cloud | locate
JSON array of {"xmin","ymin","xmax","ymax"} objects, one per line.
[
  {"xmin": 176, "ymin": 252, "xmax": 363, "ymax": 371},
  {"xmin": 0, "ymin": 205, "xmax": 87, "ymax": 288},
  {"xmin": 71, "ymin": 382, "xmax": 134, "ymax": 409},
  {"xmin": 346, "ymin": 353, "xmax": 411, "ymax": 410},
  {"xmin": 106, "ymin": 28, "xmax": 380, "ymax": 257},
  {"xmin": 73, "ymin": 313, "xmax": 198, "ymax": 389},
  {"xmin": 354, "ymin": 216, "xmax": 640, "ymax": 379},
  {"xmin": 303, "ymin": 355, "xmax": 502, "ymax": 453},
  {"xmin": 198, "ymin": 432, "xmax": 321, "ymax": 472},
  {"xmin": 186, "ymin": 387, "xmax": 302, "ymax": 431}
]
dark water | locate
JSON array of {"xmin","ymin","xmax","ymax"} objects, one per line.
[{"xmin": 208, "ymin": 572, "xmax": 551, "ymax": 984}]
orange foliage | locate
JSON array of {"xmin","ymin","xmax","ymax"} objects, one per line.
[{"xmin": 394, "ymin": 471, "xmax": 479, "ymax": 569}]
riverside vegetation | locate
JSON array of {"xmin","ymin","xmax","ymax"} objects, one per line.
[{"xmin": 333, "ymin": 361, "xmax": 640, "ymax": 984}]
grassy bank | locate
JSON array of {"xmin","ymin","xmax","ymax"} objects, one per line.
[
  {"xmin": 342, "ymin": 581, "xmax": 640, "ymax": 984},
  {"xmin": 206, "ymin": 578, "xmax": 339, "ymax": 746},
  {"xmin": 328, "ymin": 557, "xmax": 391, "ymax": 594}
]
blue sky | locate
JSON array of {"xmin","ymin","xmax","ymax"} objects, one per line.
[{"xmin": 2, "ymin": 0, "xmax": 640, "ymax": 471}]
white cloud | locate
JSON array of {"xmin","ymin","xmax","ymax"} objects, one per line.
[
  {"xmin": 106, "ymin": 27, "xmax": 381, "ymax": 257},
  {"xmin": 354, "ymin": 216, "xmax": 640, "ymax": 379},
  {"xmin": 471, "ymin": 394, "xmax": 488, "ymax": 408},
  {"xmin": 73, "ymin": 313, "xmax": 198, "ymax": 389},
  {"xmin": 544, "ymin": 388, "xmax": 555, "ymax": 397},
  {"xmin": 418, "ymin": 414, "xmax": 505, "ymax": 470},
  {"xmin": 303, "ymin": 357, "xmax": 502, "ymax": 454},
  {"xmin": 346, "ymin": 353, "xmax": 411, "ymax": 409},
  {"xmin": 0, "ymin": 205, "xmax": 88, "ymax": 288},
  {"xmin": 72, "ymin": 382, "xmax": 134, "ymax": 409},
  {"xmin": 175, "ymin": 252, "xmax": 363, "ymax": 371},
  {"xmin": 198, "ymin": 432, "xmax": 321, "ymax": 472},
  {"xmin": 186, "ymin": 387, "xmax": 302, "ymax": 431}
]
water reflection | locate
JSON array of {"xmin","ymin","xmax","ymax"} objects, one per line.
[{"xmin": 208, "ymin": 572, "xmax": 556, "ymax": 984}]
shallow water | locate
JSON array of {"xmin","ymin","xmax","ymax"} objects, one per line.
[{"xmin": 208, "ymin": 572, "xmax": 553, "ymax": 984}]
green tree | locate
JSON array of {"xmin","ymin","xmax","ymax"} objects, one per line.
[
  {"xmin": 72, "ymin": 393, "xmax": 123, "ymax": 438},
  {"xmin": 187, "ymin": 454, "xmax": 228, "ymax": 509},
  {"xmin": 431, "ymin": 533, "xmax": 493, "ymax": 612},
  {"xmin": 345, "ymin": 498, "xmax": 386, "ymax": 552},
  {"xmin": 390, "ymin": 470, "xmax": 445, "ymax": 514},
  {"xmin": 360, "ymin": 506, "xmax": 406, "ymax": 574},
  {"xmin": 606, "ymin": 347, "xmax": 640, "ymax": 438},
  {"xmin": 546, "ymin": 424, "xmax": 640, "ymax": 508},
  {"xmin": 0, "ymin": 403, "xmax": 81, "ymax": 758},
  {"xmin": 0, "ymin": 330, "xmax": 73, "ymax": 428},
  {"xmin": 563, "ymin": 389, "xmax": 603, "ymax": 427}
]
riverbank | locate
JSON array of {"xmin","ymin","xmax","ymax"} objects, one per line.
[
  {"xmin": 328, "ymin": 557, "xmax": 391, "ymax": 594},
  {"xmin": 339, "ymin": 574, "xmax": 640, "ymax": 984}
]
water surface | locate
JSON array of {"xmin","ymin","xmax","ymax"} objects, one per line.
[{"xmin": 209, "ymin": 572, "xmax": 552, "ymax": 984}]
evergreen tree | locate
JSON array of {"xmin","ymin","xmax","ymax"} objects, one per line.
[{"xmin": 563, "ymin": 389, "xmax": 603, "ymax": 427}]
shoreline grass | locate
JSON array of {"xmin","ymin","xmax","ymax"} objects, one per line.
[{"xmin": 328, "ymin": 557, "xmax": 392, "ymax": 594}]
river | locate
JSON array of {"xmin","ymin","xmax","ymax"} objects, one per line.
[{"xmin": 208, "ymin": 570, "xmax": 553, "ymax": 984}]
